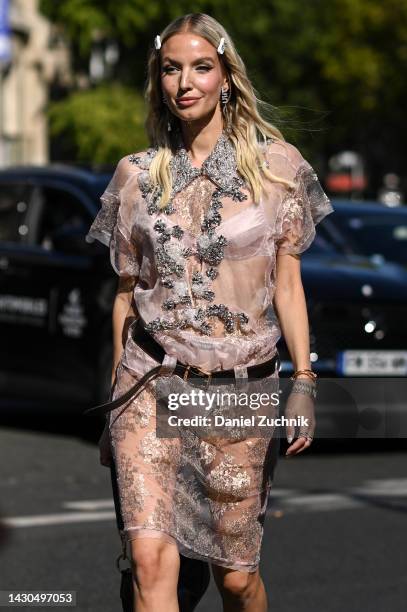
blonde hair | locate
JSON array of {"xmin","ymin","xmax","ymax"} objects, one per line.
[{"xmin": 144, "ymin": 13, "xmax": 294, "ymax": 208}]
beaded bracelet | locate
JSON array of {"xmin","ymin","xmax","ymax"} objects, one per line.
[
  {"xmin": 291, "ymin": 379, "xmax": 317, "ymax": 399},
  {"xmin": 290, "ymin": 369, "xmax": 317, "ymax": 383}
]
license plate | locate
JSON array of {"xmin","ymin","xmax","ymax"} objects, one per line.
[{"xmin": 337, "ymin": 350, "xmax": 407, "ymax": 376}]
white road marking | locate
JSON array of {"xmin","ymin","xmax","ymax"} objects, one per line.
[
  {"xmin": 272, "ymin": 493, "xmax": 365, "ymax": 512},
  {"xmin": 269, "ymin": 488, "xmax": 303, "ymax": 498},
  {"xmin": 3, "ymin": 511, "xmax": 115, "ymax": 528},
  {"xmin": 2, "ymin": 479, "xmax": 406, "ymax": 529},
  {"xmin": 63, "ymin": 500, "xmax": 114, "ymax": 511},
  {"xmin": 269, "ymin": 478, "xmax": 407, "ymax": 513},
  {"xmin": 348, "ymin": 478, "xmax": 407, "ymax": 496}
]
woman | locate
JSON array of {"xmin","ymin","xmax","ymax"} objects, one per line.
[{"xmin": 89, "ymin": 12, "xmax": 333, "ymax": 612}]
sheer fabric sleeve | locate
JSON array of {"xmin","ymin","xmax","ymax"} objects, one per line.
[
  {"xmin": 86, "ymin": 155, "xmax": 140, "ymax": 279},
  {"xmin": 274, "ymin": 151, "xmax": 334, "ymax": 256}
]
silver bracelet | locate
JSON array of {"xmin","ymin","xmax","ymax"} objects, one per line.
[
  {"xmin": 298, "ymin": 431, "xmax": 313, "ymax": 441},
  {"xmin": 291, "ymin": 379, "xmax": 317, "ymax": 399}
]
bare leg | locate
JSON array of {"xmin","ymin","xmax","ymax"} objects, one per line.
[
  {"xmin": 130, "ymin": 538, "xmax": 180, "ymax": 612},
  {"xmin": 212, "ymin": 565, "xmax": 267, "ymax": 612}
]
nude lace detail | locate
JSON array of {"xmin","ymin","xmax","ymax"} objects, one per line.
[
  {"xmin": 88, "ymin": 136, "xmax": 333, "ymax": 572},
  {"xmin": 135, "ymin": 132, "xmax": 252, "ymax": 337}
]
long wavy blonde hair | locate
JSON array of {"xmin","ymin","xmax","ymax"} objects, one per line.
[{"xmin": 144, "ymin": 13, "xmax": 294, "ymax": 208}]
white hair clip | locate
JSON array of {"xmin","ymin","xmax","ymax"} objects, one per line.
[
  {"xmin": 217, "ymin": 37, "xmax": 225, "ymax": 54},
  {"xmin": 154, "ymin": 35, "xmax": 161, "ymax": 50}
]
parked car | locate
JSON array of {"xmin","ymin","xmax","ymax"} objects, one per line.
[
  {"xmin": 316, "ymin": 199, "xmax": 407, "ymax": 268},
  {"xmin": 297, "ymin": 253, "xmax": 407, "ymax": 376},
  {"xmin": 288, "ymin": 199, "xmax": 407, "ymax": 377},
  {"xmin": 0, "ymin": 165, "xmax": 113, "ymax": 411},
  {"xmin": 1, "ymin": 167, "xmax": 406, "ymax": 417},
  {"xmin": 277, "ymin": 206, "xmax": 407, "ymax": 377}
]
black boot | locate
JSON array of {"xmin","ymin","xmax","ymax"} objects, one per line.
[{"xmin": 178, "ymin": 554, "xmax": 211, "ymax": 612}]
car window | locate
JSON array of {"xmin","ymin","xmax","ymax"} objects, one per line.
[
  {"xmin": 37, "ymin": 187, "xmax": 91, "ymax": 252},
  {"xmin": 334, "ymin": 212, "xmax": 407, "ymax": 264},
  {"xmin": 0, "ymin": 183, "xmax": 33, "ymax": 244}
]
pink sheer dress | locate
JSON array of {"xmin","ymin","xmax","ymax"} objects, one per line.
[{"xmin": 86, "ymin": 132, "xmax": 333, "ymax": 572}]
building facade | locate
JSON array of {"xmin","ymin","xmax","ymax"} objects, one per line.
[{"xmin": 0, "ymin": 0, "xmax": 71, "ymax": 167}]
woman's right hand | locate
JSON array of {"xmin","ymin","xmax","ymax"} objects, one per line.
[{"xmin": 98, "ymin": 421, "xmax": 113, "ymax": 467}]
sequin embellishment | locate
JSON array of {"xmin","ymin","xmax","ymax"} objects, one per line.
[{"xmin": 131, "ymin": 132, "xmax": 251, "ymax": 336}]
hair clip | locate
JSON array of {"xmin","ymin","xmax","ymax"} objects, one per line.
[
  {"xmin": 217, "ymin": 37, "xmax": 225, "ymax": 54},
  {"xmin": 154, "ymin": 35, "xmax": 161, "ymax": 50}
]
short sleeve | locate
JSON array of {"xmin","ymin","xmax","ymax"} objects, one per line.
[
  {"xmin": 274, "ymin": 153, "xmax": 334, "ymax": 256},
  {"xmin": 86, "ymin": 155, "xmax": 140, "ymax": 278}
]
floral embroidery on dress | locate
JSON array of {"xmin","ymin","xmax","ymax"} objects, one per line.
[
  {"xmin": 222, "ymin": 505, "xmax": 263, "ymax": 560},
  {"xmin": 87, "ymin": 134, "xmax": 334, "ymax": 573},
  {"xmin": 115, "ymin": 454, "xmax": 148, "ymax": 524},
  {"xmin": 130, "ymin": 132, "xmax": 252, "ymax": 337},
  {"xmin": 206, "ymin": 453, "xmax": 252, "ymax": 500},
  {"xmin": 275, "ymin": 161, "xmax": 333, "ymax": 254},
  {"xmin": 199, "ymin": 440, "xmax": 217, "ymax": 466},
  {"xmin": 143, "ymin": 498, "xmax": 174, "ymax": 531}
]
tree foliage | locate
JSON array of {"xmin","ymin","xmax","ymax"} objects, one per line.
[
  {"xmin": 40, "ymin": 0, "xmax": 407, "ymax": 186},
  {"xmin": 47, "ymin": 85, "xmax": 148, "ymax": 164}
]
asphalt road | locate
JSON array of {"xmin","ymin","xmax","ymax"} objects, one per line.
[{"xmin": 0, "ymin": 413, "xmax": 406, "ymax": 612}]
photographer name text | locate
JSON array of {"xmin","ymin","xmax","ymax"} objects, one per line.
[{"xmin": 167, "ymin": 415, "xmax": 309, "ymax": 427}]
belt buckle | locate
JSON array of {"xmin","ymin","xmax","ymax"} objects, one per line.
[{"xmin": 184, "ymin": 364, "xmax": 212, "ymax": 390}]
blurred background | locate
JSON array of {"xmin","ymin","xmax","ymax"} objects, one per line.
[
  {"xmin": 1, "ymin": 0, "xmax": 407, "ymax": 200},
  {"xmin": 0, "ymin": 1, "xmax": 406, "ymax": 611}
]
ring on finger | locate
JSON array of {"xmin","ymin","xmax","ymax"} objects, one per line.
[{"xmin": 298, "ymin": 432, "xmax": 313, "ymax": 441}]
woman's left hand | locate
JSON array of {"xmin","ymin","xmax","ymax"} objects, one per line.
[{"xmin": 284, "ymin": 378, "xmax": 316, "ymax": 456}]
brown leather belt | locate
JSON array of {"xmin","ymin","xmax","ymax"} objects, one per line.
[{"xmin": 83, "ymin": 318, "xmax": 280, "ymax": 418}]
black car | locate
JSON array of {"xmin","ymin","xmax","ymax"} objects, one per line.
[
  {"xmin": 276, "ymin": 203, "xmax": 407, "ymax": 377},
  {"xmin": 292, "ymin": 252, "xmax": 407, "ymax": 376},
  {"xmin": 1, "ymin": 167, "xmax": 406, "ymax": 414},
  {"xmin": 288, "ymin": 199, "xmax": 407, "ymax": 377},
  {"xmin": 0, "ymin": 165, "xmax": 113, "ymax": 410},
  {"xmin": 316, "ymin": 199, "xmax": 407, "ymax": 269}
]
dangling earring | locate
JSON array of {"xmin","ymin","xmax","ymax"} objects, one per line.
[
  {"xmin": 221, "ymin": 86, "xmax": 232, "ymax": 134},
  {"xmin": 220, "ymin": 86, "xmax": 230, "ymax": 106},
  {"xmin": 167, "ymin": 120, "xmax": 172, "ymax": 132}
]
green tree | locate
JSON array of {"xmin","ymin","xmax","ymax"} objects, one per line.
[
  {"xmin": 48, "ymin": 85, "xmax": 148, "ymax": 164},
  {"xmin": 40, "ymin": 0, "xmax": 407, "ymax": 188}
]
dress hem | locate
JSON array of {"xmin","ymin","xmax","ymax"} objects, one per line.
[{"xmin": 124, "ymin": 526, "xmax": 260, "ymax": 574}]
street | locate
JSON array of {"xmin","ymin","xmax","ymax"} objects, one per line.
[{"xmin": 0, "ymin": 414, "xmax": 406, "ymax": 612}]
